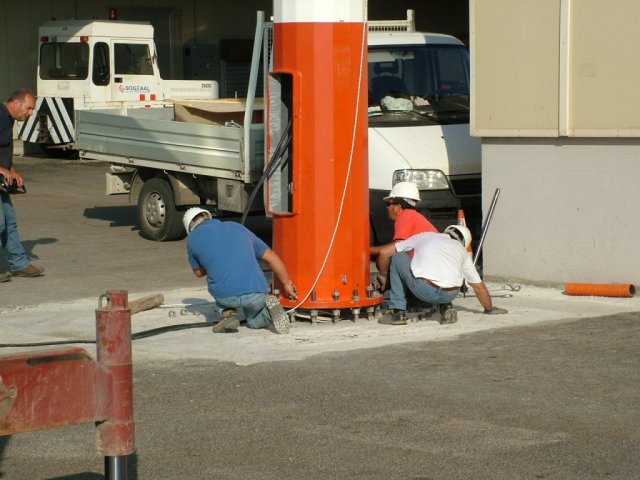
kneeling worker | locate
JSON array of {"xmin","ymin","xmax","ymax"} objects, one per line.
[
  {"xmin": 184, "ymin": 207, "xmax": 298, "ymax": 334},
  {"xmin": 378, "ymin": 225, "xmax": 507, "ymax": 325},
  {"xmin": 370, "ymin": 181, "xmax": 437, "ymax": 291}
]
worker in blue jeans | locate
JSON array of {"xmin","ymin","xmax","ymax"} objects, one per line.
[
  {"xmin": 1, "ymin": 89, "xmax": 44, "ymax": 283},
  {"xmin": 183, "ymin": 207, "xmax": 298, "ymax": 334},
  {"xmin": 378, "ymin": 226, "xmax": 507, "ymax": 325}
]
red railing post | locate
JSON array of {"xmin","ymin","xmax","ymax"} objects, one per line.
[{"xmin": 95, "ymin": 290, "xmax": 135, "ymax": 478}]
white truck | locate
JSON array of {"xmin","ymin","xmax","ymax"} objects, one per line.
[
  {"xmin": 19, "ymin": 18, "xmax": 218, "ymax": 158},
  {"xmin": 20, "ymin": 11, "xmax": 480, "ymax": 242}
]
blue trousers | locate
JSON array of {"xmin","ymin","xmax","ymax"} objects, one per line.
[
  {"xmin": 389, "ymin": 252, "xmax": 458, "ymax": 311},
  {"xmin": 215, "ymin": 292, "xmax": 270, "ymax": 329},
  {"xmin": 0, "ymin": 191, "xmax": 29, "ymax": 272}
]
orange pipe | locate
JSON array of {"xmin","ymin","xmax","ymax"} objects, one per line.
[{"xmin": 564, "ymin": 283, "xmax": 636, "ymax": 298}]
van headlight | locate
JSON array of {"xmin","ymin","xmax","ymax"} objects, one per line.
[{"xmin": 393, "ymin": 170, "xmax": 449, "ymax": 190}]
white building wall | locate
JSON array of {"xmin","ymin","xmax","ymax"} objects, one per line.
[
  {"xmin": 472, "ymin": 0, "xmax": 640, "ymax": 287},
  {"xmin": 482, "ymin": 138, "xmax": 640, "ymax": 286}
]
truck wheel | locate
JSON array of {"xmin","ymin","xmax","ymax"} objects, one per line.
[{"xmin": 138, "ymin": 178, "xmax": 185, "ymax": 241}]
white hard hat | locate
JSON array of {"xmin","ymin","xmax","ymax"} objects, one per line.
[
  {"xmin": 444, "ymin": 224, "xmax": 472, "ymax": 248},
  {"xmin": 183, "ymin": 207, "xmax": 212, "ymax": 234},
  {"xmin": 383, "ymin": 181, "xmax": 420, "ymax": 206}
]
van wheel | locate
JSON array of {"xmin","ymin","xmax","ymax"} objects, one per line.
[{"xmin": 138, "ymin": 178, "xmax": 185, "ymax": 241}]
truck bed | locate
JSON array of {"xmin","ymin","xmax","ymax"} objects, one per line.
[{"xmin": 76, "ymin": 106, "xmax": 264, "ymax": 183}]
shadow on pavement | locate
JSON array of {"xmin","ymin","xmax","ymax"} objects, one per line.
[
  {"xmin": 0, "ymin": 434, "xmax": 138, "ymax": 480},
  {"xmin": 43, "ymin": 453, "xmax": 138, "ymax": 479},
  {"xmin": 0, "ymin": 237, "xmax": 57, "ymax": 272},
  {"xmin": 45, "ymin": 473, "xmax": 103, "ymax": 480},
  {"xmin": 83, "ymin": 205, "xmax": 137, "ymax": 228}
]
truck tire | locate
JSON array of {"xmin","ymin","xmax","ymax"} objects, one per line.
[{"xmin": 137, "ymin": 178, "xmax": 185, "ymax": 241}]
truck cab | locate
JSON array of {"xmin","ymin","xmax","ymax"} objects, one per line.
[
  {"xmin": 367, "ymin": 13, "xmax": 481, "ymax": 242},
  {"xmin": 20, "ymin": 19, "xmax": 218, "ymax": 156}
]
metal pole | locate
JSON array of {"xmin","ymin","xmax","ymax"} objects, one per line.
[
  {"xmin": 105, "ymin": 455, "xmax": 128, "ymax": 480},
  {"xmin": 473, "ymin": 188, "xmax": 501, "ymax": 266}
]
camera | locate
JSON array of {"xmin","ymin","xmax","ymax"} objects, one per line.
[{"xmin": 0, "ymin": 175, "xmax": 26, "ymax": 194}]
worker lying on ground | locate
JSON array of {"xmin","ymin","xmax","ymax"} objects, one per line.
[
  {"xmin": 378, "ymin": 225, "xmax": 507, "ymax": 326},
  {"xmin": 183, "ymin": 207, "xmax": 298, "ymax": 334},
  {"xmin": 370, "ymin": 181, "xmax": 437, "ymax": 292}
]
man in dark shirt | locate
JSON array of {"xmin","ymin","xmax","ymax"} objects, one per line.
[{"xmin": 0, "ymin": 89, "xmax": 44, "ymax": 282}]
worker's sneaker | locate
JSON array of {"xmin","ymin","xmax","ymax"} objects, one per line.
[
  {"xmin": 439, "ymin": 303, "xmax": 457, "ymax": 325},
  {"xmin": 12, "ymin": 264, "xmax": 44, "ymax": 278},
  {"xmin": 212, "ymin": 309, "xmax": 240, "ymax": 333},
  {"xmin": 265, "ymin": 295, "xmax": 290, "ymax": 334},
  {"xmin": 0, "ymin": 272, "xmax": 11, "ymax": 283},
  {"xmin": 378, "ymin": 309, "xmax": 407, "ymax": 325}
]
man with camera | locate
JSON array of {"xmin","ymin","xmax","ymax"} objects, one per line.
[{"xmin": 0, "ymin": 89, "xmax": 44, "ymax": 282}]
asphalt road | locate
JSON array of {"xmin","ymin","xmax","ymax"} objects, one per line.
[
  {"xmin": 1, "ymin": 155, "xmax": 639, "ymax": 479},
  {"xmin": 1, "ymin": 314, "xmax": 639, "ymax": 479}
]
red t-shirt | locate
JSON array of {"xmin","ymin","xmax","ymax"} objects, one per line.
[{"xmin": 393, "ymin": 209, "xmax": 437, "ymax": 241}]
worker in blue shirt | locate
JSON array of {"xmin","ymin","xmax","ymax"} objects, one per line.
[{"xmin": 183, "ymin": 207, "xmax": 297, "ymax": 334}]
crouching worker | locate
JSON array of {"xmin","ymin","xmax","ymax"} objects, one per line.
[
  {"xmin": 184, "ymin": 207, "xmax": 298, "ymax": 334},
  {"xmin": 369, "ymin": 181, "xmax": 437, "ymax": 292},
  {"xmin": 378, "ymin": 225, "xmax": 507, "ymax": 326}
]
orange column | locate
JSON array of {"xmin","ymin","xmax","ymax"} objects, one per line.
[{"xmin": 268, "ymin": 0, "xmax": 381, "ymax": 310}]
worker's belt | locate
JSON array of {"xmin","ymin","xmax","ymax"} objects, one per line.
[{"xmin": 420, "ymin": 278, "xmax": 460, "ymax": 292}]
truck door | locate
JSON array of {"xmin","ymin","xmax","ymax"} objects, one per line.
[
  {"xmin": 110, "ymin": 42, "xmax": 162, "ymax": 102},
  {"xmin": 89, "ymin": 41, "xmax": 112, "ymax": 104}
]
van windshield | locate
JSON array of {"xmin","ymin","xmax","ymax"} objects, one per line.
[
  {"xmin": 39, "ymin": 43, "xmax": 90, "ymax": 80},
  {"xmin": 368, "ymin": 44, "xmax": 470, "ymax": 126}
]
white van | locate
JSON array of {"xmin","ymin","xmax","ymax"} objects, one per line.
[{"xmin": 367, "ymin": 12, "xmax": 481, "ymax": 242}]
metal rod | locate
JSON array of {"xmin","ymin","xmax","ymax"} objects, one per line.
[
  {"xmin": 105, "ymin": 455, "xmax": 128, "ymax": 480},
  {"xmin": 473, "ymin": 188, "xmax": 501, "ymax": 266},
  {"xmin": 159, "ymin": 301, "xmax": 214, "ymax": 309}
]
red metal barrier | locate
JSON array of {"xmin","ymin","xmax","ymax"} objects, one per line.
[
  {"xmin": 0, "ymin": 290, "xmax": 135, "ymax": 477},
  {"xmin": 0, "ymin": 347, "xmax": 99, "ymax": 433}
]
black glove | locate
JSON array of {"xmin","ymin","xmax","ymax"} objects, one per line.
[{"xmin": 484, "ymin": 306, "xmax": 508, "ymax": 315}]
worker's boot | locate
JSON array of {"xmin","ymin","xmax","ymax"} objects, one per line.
[
  {"xmin": 212, "ymin": 308, "xmax": 240, "ymax": 333},
  {"xmin": 266, "ymin": 295, "xmax": 290, "ymax": 334},
  {"xmin": 0, "ymin": 272, "xmax": 11, "ymax": 283},
  {"xmin": 12, "ymin": 264, "xmax": 44, "ymax": 277},
  {"xmin": 438, "ymin": 303, "xmax": 457, "ymax": 325},
  {"xmin": 378, "ymin": 309, "xmax": 407, "ymax": 325}
]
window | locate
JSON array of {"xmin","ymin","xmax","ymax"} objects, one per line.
[
  {"xmin": 114, "ymin": 43, "xmax": 153, "ymax": 75},
  {"xmin": 40, "ymin": 43, "xmax": 89, "ymax": 80},
  {"xmin": 368, "ymin": 45, "xmax": 471, "ymax": 126},
  {"xmin": 93, "ymin": 42, "xmax": 110, "ymax": 86}
]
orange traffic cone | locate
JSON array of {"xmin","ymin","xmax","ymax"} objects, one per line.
[
  {"xmin": 457, "ymin": 209, "xmax": 473, "ymax": 258},
  {"xmin": 457, "ymin": 209, "xmax": 466, "ymax": 227}
]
